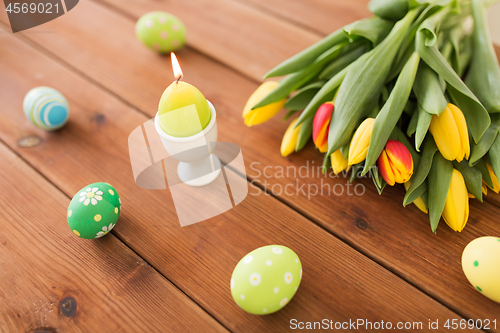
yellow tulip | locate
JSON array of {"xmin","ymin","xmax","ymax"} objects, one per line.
[
  {"xmin": 280, "ymin": 118, "xmax": 302, "ymax": 157},
  {"xmin": 442, "ymin": 169, "xmax": 469, "ymax": 232},
  {"xmin": 330, "ymin": 149, "xmax": 350, "ymax": 175},
  {"xmin": 404, "ymin": 182, "xmax": 428, "ymax": 214},
  {"xmin": 348, "ymin": 118, "xmax": 375, "ymax": 165},
  {"xmin": 485, "ymin": 164, "xmax": 500, "ymax": 193},
  {"xmin": 243, "ymin": 81, "xmax": 286, "ymax": 127},
  {"xmin": 429, "ymin": 103, "xmax": 470, "ymax": 162}
]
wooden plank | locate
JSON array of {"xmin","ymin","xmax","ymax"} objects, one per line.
[
  {"xmin": 0, "ymin": 0, "xmax": 498, "ymax": 326},
  {"xmin": 0, "ymin": 21, "xmax": 473, "ymax": 332},
  {"xmin": 0, "ymin": 146, "xmax": 228, "ymax": 332},
  {"xmin": 95, "ymin": 0, "xmax": 321, "ymax": 82},
  {"xmin": 234, "ymin": 0, "xmax": 371, "ymax": 35}
]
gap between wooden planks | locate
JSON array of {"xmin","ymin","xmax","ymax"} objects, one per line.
[
  {"xmin": 232, "ymin": 0, "xmax": 372, "ymax": 36},
  {"xmin": 0, "ymin": 144, "xmax": 228, "ymax": 332},
  {"xmin": 2, "ymin": 0, "xmax": 499, "ymax": 326},
  {"xmin": 0, "ymin": 24, "xmax": 476, "ymax": 333}
]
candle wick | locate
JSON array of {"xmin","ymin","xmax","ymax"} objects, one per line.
[{"xmin": 176, "ymin": 75, "xmax": 182, "ymax": 84}]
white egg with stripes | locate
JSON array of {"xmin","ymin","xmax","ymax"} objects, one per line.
[{"xmin": 23, "ymin": 86, "xmax": 69, "ymax": 131}]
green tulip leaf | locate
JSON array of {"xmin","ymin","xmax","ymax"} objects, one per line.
[
  {"xmin": 403, "ymin": 136, "xmax": 438, "ymax": 206},
  {"xmin": 368, "ymin": 0, "xmax": 409, "ymax": 20},
  {"xmin": 474, "ymin": 158, "xmax": 494, "ymax": 189},
  {"xmin": 428, "ymin": 152, "xmax": 453, "ymax": 233},
  {"xmin": 465, "ymin": 0, "xmax": 500, "ymax": 113},
  {"xmin": 413, "ymin": 62, "xmax": 448, "ymax": 115},
  {"xmin": 285, "ymin": 81, "xmax": 325, "ymax": 111},
  {"xmin": 254, "ymin": 42, "xmax": 348, "ymax": 109},
  {"xmin": 319, "ymin": 43, "xmax": 369, "ymax": 80},
  {"xmin": 407, "ymin": 106, "xmax": 419, "ymax": 137},
  {"xmin": 296, "ymin": 116, "xmax": 313, "ymax": 151},
  {"xmin": 453, "ymin": 160, "xmax": 483, "ymax": 202},
  {"xmin": 487, "ymin": 133, "xmax": 500, "ymax": 182},
  {"xmin": 363, "ymin": 52, "xmax": 421, "ymax": 174},
  {"xmin": 344, "ymin": 16, "xmax": 395, "ymax": 45},
  {"xmin": 469, "ymin": 114, "xmax": 500, "ymax": 165},
  {"xmin": 283, "ymin": 110, "xmax": 298, "ymax": 121},
  {"xmin": 415, "ymin": 105, "xmax": 432, "ymax": 151},
  {"xmin": 327, "ymin": 9, "xmax": 420, "ymax": 156},
  {"xmin": 264, "ymin": 29, "xmax": 347, "ymax": 78},
  {"xmin": 416, "ymin": 7, "xmax": 491, "ymax": 143}
]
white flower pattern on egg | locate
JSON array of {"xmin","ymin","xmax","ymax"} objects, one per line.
[
  {"xmin": 96, "ymin": 223, "xmax": 115, "ymax": 238},
  {"xmin": 249, "ymin": 273, "xmax": 261, "ymax": 286},
  {"xmin": 79, "ymin": 187, "xmax": 103, "ymax": 206},
  {"xmin": 280, "ymin": 297, "xmax": 288, "ymax": 307},
  {"xmin": 243, "ymin": 255, "xmax": 253, "ymax": 264},
  {"xmin": 284, "ymin": 272, "xmax": 293, "ymax": 284},
  {"xmin": 272, "ymin": 247, "xmax": 283, "ymax": 254}
]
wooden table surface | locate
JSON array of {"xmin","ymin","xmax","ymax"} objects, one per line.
[{"xmin": 0, "ymin": 0, "xmax": 499, "ymax": 332}]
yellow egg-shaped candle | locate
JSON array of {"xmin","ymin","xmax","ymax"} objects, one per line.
[{"xmin": 158, "ymin": 81, "xmax": 211, "ymax": 137}]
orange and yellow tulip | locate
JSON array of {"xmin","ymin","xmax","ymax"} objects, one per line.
[
  {"xmin": 377, "ymin": 140, "xmax": 413, "ymax": 186},
  {"xmin": 348, "ymin": 118, "xmax": 375, "ymax": 165},
  {"xmin": 280, "ymin": 118, "xmax": 302, "ymax": 157},
  {"xmin": 443, "ymin": 169, "xmax": 469, "ymax": 232},
  {"xmin": 429, "ymin": 103, "xmax": 470, "ymax": 162},
  {"xmin": 243, "ymin": 81, "xmax": 286, "ymax": 127},
  {"xmin": 312, "ymin": 102, "xmax": 334, "ymax": 153},
  {"xmin": 330, "ymin": 149, "xmax": 349, "ymax": 175}
]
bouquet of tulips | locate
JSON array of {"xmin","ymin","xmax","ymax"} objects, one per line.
[{"xmin": 242, "ymin": 0, "xmax": 500, "ymax": 233}]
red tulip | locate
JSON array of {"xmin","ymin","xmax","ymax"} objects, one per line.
[
  {"xmin": 312, "ymin": 102, "xmax": 334, "ymax": 153},
  {"xmin": 377, "ymin": 140, "xmax": 413, "ymax": 186}
]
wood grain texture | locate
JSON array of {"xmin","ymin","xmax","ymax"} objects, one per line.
[
  {"xmin": 0, "ymin": 145, "xmax": 227, "ymax": 332},
  {"xmin": 0, "ymin": 23, "xmax": 473, "ymax": 332},
  {"xmin": 234, "ymin": 0, "xmax": 371, "ymax": 35},
  {"xmin": 97, "ymin": 0, "xmax": 321, "ymax": 82},
  {"xmin": 1, "ymin": 0, "xmax": 498, "ymax": 328}
]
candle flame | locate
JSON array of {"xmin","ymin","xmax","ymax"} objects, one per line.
[{"xmin": 171, "ymin": 52, "xmax": 183, "ymax": 82}]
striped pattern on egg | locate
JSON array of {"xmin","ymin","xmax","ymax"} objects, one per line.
[{"xmin": 23, "ymin": 87, "xmax": 69, "ymax": 131}]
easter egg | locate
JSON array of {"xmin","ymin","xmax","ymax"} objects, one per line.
[
  {"xmin": 67, "ymin": 183, "xmax": 121, "ymax": 239},
  {"xmin": 23, "ymin": 87, "xmax": 69, "ymax": 131},
  {"xmin": 135, "ymin": 12, "xmax": 186, "ymax": 53},
  {"xmin": 462, "ymin": 236, "xmax": 500, "ymax": 303},
  {"xmin": 230, "ymin": 245, "xmax": 302, "ymax": 315}
]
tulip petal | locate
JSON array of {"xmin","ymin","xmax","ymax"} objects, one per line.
[
  {"xmin": 348, "ymin": 118, "xmax": 375, "ymax": 165},
  {"xmin": 442, "ymin": 169, "xmax": 469, "ymax": 232},
  {"xmin": 486, "ymin": 163, "xmax": 500, "ymax": 193},
  {"xmin": 448, "ymin": 104, "xmax": 470, "ymax": 161},
  {"xmin": 331, "ymin": 149, "xmax": 349, "ymax": 175},
  {"xmin": 243, "ymin": 81, "xmax": 286, "ymax": 127},
  {"xmin": 429, "ymin": 105, "xmax": 461, "ymax": 161},
  {"xmin": 385, "ymin": 140, "xmax": 413, "ymax": 177},
  {"xmin": 313, "ymin": 102, "xmax": 334, "ymax": 153},
  {"xmin": 281, "ymin": 119, "xmax": 301, "ymax": 157},
  {"xmin": 378, "ymin": 150, "xmax": 395, "ymax": 186}
]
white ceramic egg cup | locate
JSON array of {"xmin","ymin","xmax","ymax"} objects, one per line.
[{"xmin": 154, "ymin": 100, "xmax": 221, "ymax": 187}]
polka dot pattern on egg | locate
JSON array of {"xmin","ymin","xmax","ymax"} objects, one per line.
[
  {"xmin": 67, "ymin": 182, "xmax": 121, "ymax": 239},
  {"xmin": 23, "ymin": 87, "xmax": 69, "ymax": 131},
  {"xmin": 230, "ymin": 245, "xmax": 302, "ymax": 315},
  {"xmin": 135, "ymin": 12, "xmax": 186, "ymax": 53}
]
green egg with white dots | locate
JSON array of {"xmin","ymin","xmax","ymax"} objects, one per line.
[
  {"xmin": 231, "ymin": 245, "xmax": 302, "ymax": 315},
  {"xmin": 462, "ymin": 236, "xmax": 500, "ymax": 303},
  {"xmin": 67, "ymin": 182, "xmax": 121, "ymax": 239},
  {"xmin": 135, "ymin": 11, "xmax": 186, "ymax": 53}
]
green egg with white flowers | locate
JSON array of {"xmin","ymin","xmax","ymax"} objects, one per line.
[
  {"xmin": 67, "ymin": 182, "xmax": 121, "ymax": 239},
  {"xmin": 135, "ymin": 11, "xmax": 186, "ymax": 53},
  {"xmin": 231, "ymin": 245, "xmax": 302, "ymax": 315}
]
